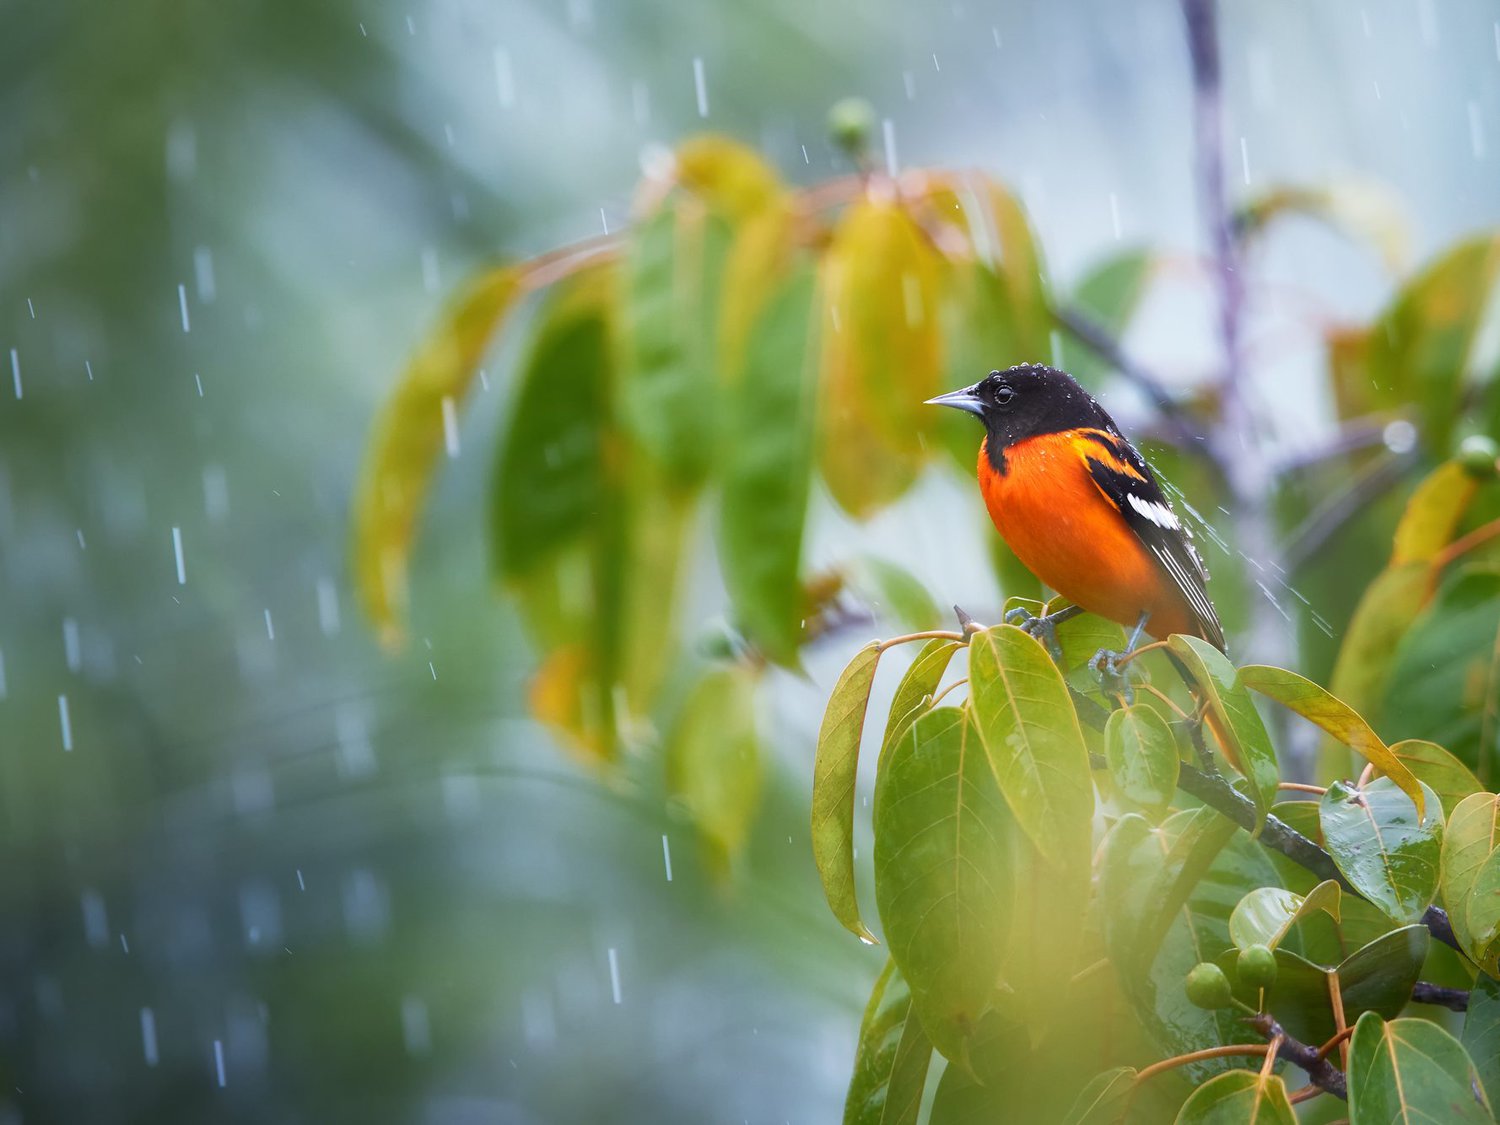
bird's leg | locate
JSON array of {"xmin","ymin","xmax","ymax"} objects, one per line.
[
  {"xmin": 1089, "ymin": 611, "xmax": 1151, "ymax": 703},
  {"xmin": 1003, "ymin": 603, "xmax": 1084, "ymax": 662}
]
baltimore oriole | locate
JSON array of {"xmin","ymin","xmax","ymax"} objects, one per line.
[{"xmin": 929, "ymin": 363, "xmax": 1226, "ymax": 656}]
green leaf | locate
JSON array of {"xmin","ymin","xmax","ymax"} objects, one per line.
[
  {"xmin": 1101, "ymin": 814, "xmax": 1278, "ymax": 1080},
  {"xmin": 1391, "ymin": 740, "xmax": 1484, "ymax": 819},
  {"xmin": 874, "ymin": 707, "xmax": 1013, "ymax": 1063},
  {"xmin": 664, "ymin": 664, "xmax": 762, "ymax": 870},
  {"xmin": 1104, "ymin": 704, "xmax": 1179, "ymax": 815},
  {"xmin": 1463, "ymin": 973, "xmax": 1500, "ymax": 1108},
  {"xmin": 1366, "ymin": 233, "xmax": 1500, "ymax": 453},
  {"xmin": 622, "ymin": 200, "xmax": 730, "ymax": 487},
  {"xmin": 1167, "ymin": 636, "xmax": 1279, "ymax": 828},
  {"xmin": 1055, "ymin": 609, "xmax": 1128, "ymax": 675},
  {"xmin": 1348, "ymin": 1012, "xmax": 1493, "ymax": 1124},
  {"xmin": 1229, "ymin": 880, "xmax": 1342, "ymax": 952},
  {"xmin": 818, "ymin": 199, "xmax": 943, "ymax": 518},
  {"xmin": 848, "ymin": 557, "xmax": 943, "ymax": 633},
  {"xmin": 354, "ymin": 264, "xmax": 523, "ymax": 644},
  {"xmin": 493, "ymin": 277, "xmax": 614, "ymax": 581},
  {"xmin": 717, "ymin": 265, "xmax": 819, "ymax": 664},
  {"xmin": 1465, "ymin": 847, "xmax": 1500, "ymax": 973},
  {"xmin": 1320, "ymin": 778, "xmax": 1443, "ymax": 924},
  {"xmin": 1240, "ymin": 663, "xmax": 1425, "ymax": 819},
  {"xmin": 843, "ymin": 960, "xmax": 932, "ymax": 1125},
  {"xmin": 1056, "ymin": 249, "xmax": 1156, "ymax": 387},
  {"xmin": 967, "ymin": 624, "xmax": 1094, "ymax": 868},
  {"xmin": 1385, "ymin": 568, "xmax": 1500, "ymax": 788},
  {"xmin": 1257, "ymin": 926, "xmax": 1430, "ymax": 1048},
  {"xmin": 1062, "ymin": 1067, "xmax": 1138, "ymax": 1125},
  {"xmin": 812, "ymin": 641, "xmax": 883, "ymax": 942},
  {"xmin": 1173, "ymin": 1070, "xmax": 1294, "ymax": 1125},
  {"xmin": 879, "ymin": 638, "xmax": 962, "ymax": 767},
  {"xmin": 1440, "ymin": 792, "xmax": 1500, "ymax": 954}
]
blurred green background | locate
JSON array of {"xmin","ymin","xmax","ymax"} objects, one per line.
[{"xmin": 2, "ymin": 0, "xmax": 1498, "ymax": 1120}]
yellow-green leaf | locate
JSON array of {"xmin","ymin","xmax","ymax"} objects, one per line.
[
  {"xmin": 718, "ymin": 266, "xmax": 819, "ymax": 664},
  {"xmin": 353, "ymin": 264, "xmax": 524, "ymax": 644},
  {"xmin": 1348, "ymin": 1012, "xmax": 1493, "ymax": 1123},
  {"xmin": 1392, "ymin": 460, "xmax": 1481, "ymax": 565},
  {"xmin": 967, "ymin": 624, "xmax": 1094, "ymax": 869},
  {"xmin": 1168, "ymin": 636, "xmax": 1279, "ymax": 828},
  {"xmin": 1104, "ymin": 704, "xmax": 1179, "ymax": 816},
  {"xmin": 1465, "ymin": 847, "xmax": 1500, "ymax": 973},
  {"xmin": 1390, "ymin": 740, "xmax": 1483, "ymax": 819},
  {"xmin": 1173, "ymin": 1069, "xmax": 1294, "ymax": 1125},
  {"xmin": 818, "ymin": 197, "xmax": 943, "ymax": 518},
  {"xmin": 879, "ymin": 638, "xmax": 963, "ymax": 768},
  {"xmin": 665, "ymin": 664, "xmax": 762, "ymax": 871},
  {"xmin": 843, "ymin": 960, "xmax": 932, "ymax": 1125},
  {"xmin": 1366, "ymin": 233, "xmax": 1500, "ymax": 453},
  {"xmin": 1229, "ymin": 881, "xmax": 1342, "ymax": 951},
  {"xmin": 672, "ymin": 134, "xmax": 784, "ymax": 222},
  {"xmin": 874, "ymin": 707, "xmax": 1013, "ymax": 1064},
  {"xmin": 622, "ymin": 199, "xmax": 729, "ymax": 486},
  {"xmin": 812, "ymin": 641, "xmax": 882, "ymax": 942},
  {"xmin": 1235, "ymin": 180, "xmax": 1410, "ymax": 273},
  {"xmin": 1442, "ymin": 792, "xmax": 1500, "ymax": 961},
  {"xmin": 1239, "ymin": 664, "xmax": 1424, "ymax": 820}
]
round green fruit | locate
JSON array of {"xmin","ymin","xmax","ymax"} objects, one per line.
[
  {"xmin": 1185, "ymin": 962, "xmax": 1234, "ymax": 1010},
  {"xmin": 1237, "ymin": 944, "xmax": 1278, "ymax": 989}
]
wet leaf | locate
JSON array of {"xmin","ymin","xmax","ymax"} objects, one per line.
[
  {"xmin": 1168, "ymin": 636, "xmax": 1279, "ymax": 828},
  {"xmin": 1329, "ymin": 562, "xmax": 1439, "ymax": 750},
  {"xmin": 1440, "ymin": 792, "xmax": 1500, "ymax": 962},
  {"xmin": 818, "ymin": 198, "xmax": 944, "ymax": 517},
  {"xmin": 1366, "ymin": 233, "xmax": 1500, "ymax": 453},
  {"xmin": 874, "ymin": 707, "xmax": 1014, "ymax": 1063},
  {"xmin": 1463, "ymin": 973, "xmax": 1500, "ymax": 1107},
  {"xmin": 622, "ymin": 199, "xmax": 730, "ymax": 487},
  {"xmin": 812, "ymin": 641, "xmax": 883, "ymax": 942},
  {"xmin": 353, "ymin": 264, "xmax": 524, "ymax": 644},
  {"xmin": 1104, "ymin": 704, "xmax": 1179, "ymax": 815},
  {"xmin": 717, "ymin": 266, "xmax": 819, "ymax": 664},
  {"xmin": 843, "ymin": 960, "xmax": 932, "ymax": 1125},
  {"xmin": 1347, "ymin": 1012, "xmax": 1493, "ymax": 1124},
  {"xmin": 665, "ymin": 664, "xmax": 762, "ymax": 870},
  {"xmin": 1319, "ymin": 778, "xmax": 1443, "ymax": 925},
  {"xmin": 1256, "ymin": 927, "xmax": 1429, "ymax": 1048},
  {"xmin": 1239, "ymin": 664, "xmax": 1425, "ymax": 819},
  {"xmin": 967, "ymin": 624, "xmax": 1093, "ymax": 868},
  {"xmin": 1391, "ymin": 740, "xmax": 1483, "ymax": 819},
  {"xmin": 879, "ymin": 638, "xmax": 963, "ymax": 767},
  {"xmin": 1173, "ymin": 1069, "xmax": 1294, "ymax": 1125},
  {"xmin": 1229, "ymin": 880, "xmax": 1342, "ymax": 951},
  {"xmin": 1385, "ymin": 568, "xmax": 1500, "ymax": 788}
]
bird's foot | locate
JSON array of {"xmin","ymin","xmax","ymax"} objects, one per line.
[
  {"xmin": 1089, "ymin": 648, "xmax": 1135, "ymax": 704},
  {"xmin": 1004, "ymin": 605, "xmax": 1081, "ymax": 663}
]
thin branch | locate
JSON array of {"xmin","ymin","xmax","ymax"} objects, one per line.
[
  {"xmin": 1134, "ymin": 1043, "xmax": 1270, "ymax": 1085},
  {"xmin": 1247, "ymin": 1012, "xmax": 1348, "ymax": 1101},
  {"xmin": 1281, "ymin": 451, "xmax": 1417, "ymax": 574},
  {"xmin": 1411, "ymin": 981, "xmax": 1470, "ymax": 1012},
  {"xmin": 1273, "ymin": 415, "xmax": 1403, "ymax": 476}
]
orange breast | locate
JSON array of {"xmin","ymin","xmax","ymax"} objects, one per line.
[{"xmin": 978, "ymin": 432, "xmax": 1199, "ymax": 640}]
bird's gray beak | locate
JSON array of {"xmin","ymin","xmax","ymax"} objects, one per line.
[{"xmin": 924, "ymin": 386, "xmax": 985, "ymax": 417}]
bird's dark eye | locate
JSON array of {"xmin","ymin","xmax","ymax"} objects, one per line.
[{"xmin": 993, "ymin": 385, "xmax": 1016, "ymax": 406}]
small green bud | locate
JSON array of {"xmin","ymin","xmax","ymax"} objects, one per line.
[
  {"xmin": 1237, "ymin": 944, "xmax": 1278, "ymax": 989},
  {"xmin": 1458, "ymin": 434, "xmax": 1500, "ymax": 478},
  {"xmin": 828, "ymin": 98, "xmax": 876, "ymax": 158},
  {"xmin": 1185, "ymin": 962, "xmax": 1235, "ymax": 1010}
]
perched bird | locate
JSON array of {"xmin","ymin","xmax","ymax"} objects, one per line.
[{"xmin": 928, "ymin": 363, "xmax": 1225, "ymax": 655}]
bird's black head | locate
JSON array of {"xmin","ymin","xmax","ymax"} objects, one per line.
[{"xmin": 927, "ymin": 364, "xmax": 1118, "ymax": 466}]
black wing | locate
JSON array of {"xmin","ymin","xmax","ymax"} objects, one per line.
[{"xmin": 1082, "ymin": 432, "xmax": 1226, "ymax": 652}]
